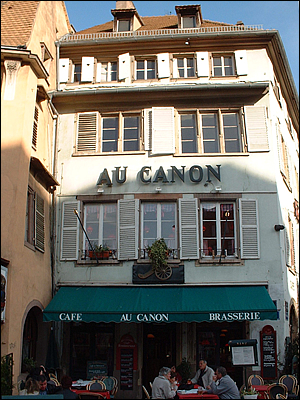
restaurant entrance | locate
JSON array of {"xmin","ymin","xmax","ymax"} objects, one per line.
[{"xmin": 142, "ymin": 322, "xmax": 176, "ymax": 392}]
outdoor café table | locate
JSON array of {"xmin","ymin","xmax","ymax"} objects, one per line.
[
  {"xmin": 177, "ymin": 389, "xmax": 219, "ymax": 399},
  {"xmin": 70, "ymin": 388, "xmax": 110, "ymax": 398},
  {"xmin": 252, "ymin": 385, "xmax": 269, "ymax": 399}
]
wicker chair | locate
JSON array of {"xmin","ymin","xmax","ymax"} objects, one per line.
[
  {"xmin": 248, "ymin": 374, "xmax": 264, "ymax": 387},
  {"xmin": 142, "ymin": 384, "xmax": 151, "ymax": 399},
  {"xmin": 266, "ymin": 383, "xmax": 288, "ymax": 399},
  {"xmin": 279, "ymin": 375, "xmax": 298, "ymax": 398}
]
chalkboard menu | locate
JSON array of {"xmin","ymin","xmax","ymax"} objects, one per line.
[
  {"xmin": 86, "ymin": 361, "xmax": 107, "ymax": 379},
  {"xmin": 120, "ymin": 349, "xmax": 133, "ymax": 390},
  {"xmin": 260, "ymin": 325, "xmax": 277, "ymax": 380}
]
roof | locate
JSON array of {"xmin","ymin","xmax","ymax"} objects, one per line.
[
  {"xmin": 76, "ymin": 15, "xmax": 232, "ymax": 35},
  {"xmin": 1, "ymin": 1, "xmax": 39, "ymax": 47}
]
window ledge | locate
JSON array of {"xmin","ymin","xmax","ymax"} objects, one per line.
[
  {"xmin": 24, "ymin": 241, "xmax": 36, "ymax": 251},
  {"xmin": 76, "ymin": 259, "xmax": 121, "ymax": 266},
  {"xmin": 196, "ymin": 258, "xmax": 244, "ymax": 266},
  {"xmin": 72, "ymin": 151, "xmax": 146, "ymax": 157},
  {"xmin": 174, "ymin": 152, "xmax": 249, "ymax": 157}
]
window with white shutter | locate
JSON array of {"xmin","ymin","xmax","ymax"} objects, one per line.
[
  {"xmin": 244, "ymin": 106, "xmax": 269, "ymax": 151},
  {"xmin": 157, "ymin": 53, "xmax": 170, "ymax": 79},
  {"xmin": 118, "ymin": 53, "xmax": 131, "ymax": 80},
  {"xmin": 77, "ymin": 112, "xmax": 98, "ymax": 152},
  {"xmin": 118, "ymin": 199, "xmax": 138, "ymax": 260},
  {"xmin": 151, "ymin": 107, "xmax": 175, "ymax": 155},
  {"xmin": 285, "ymin": 214, "xmax": 295, "ymax": 269},
  {"xmin": 81, "ymin": 57, "xmax": 94, "ymax": 82},
  {"xmin": 179, "ymin": 198, "xmax": 199, "ymax": 259},
  {"xmin": 35, "ymin": 193, "xmax": 45, "ymax": 252},
  {"xmin": 239, "ymin": 199, "xmax": 260, "ymax": 259},
  {"xmin": 235, "ymin": 50, "xmax": 248, "ymax": 76},
  {"xmin": 59, "ymin": 58, "xmax": 69, "ymax": 83},
  {"xmin": 61, "ymin": 201, "xmax": 80, "ymax": 260},
  {"xmin": 196, "ymin": 52, "xmax": 209, "ymax": 77},
  {"xmin": 32, "ymin": 105, "xmax": 39, "ymax": 150}
]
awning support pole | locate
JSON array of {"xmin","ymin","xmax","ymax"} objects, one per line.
[{"xmin": 73, "ymin": 209, "xmax": 99, "ymax": 264}]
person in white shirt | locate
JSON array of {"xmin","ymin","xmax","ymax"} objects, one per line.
[{"xmin": 152, "ymin": 367, "xmax": 177, "ymax": 399}]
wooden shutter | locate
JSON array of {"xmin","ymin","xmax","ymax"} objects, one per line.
[
  {"xmin": 81, "ymin": 56, "xmax": 94, "ymax": 82},
  {"xmin": 59, "ymin": 58, "xmax": 69, "ymax": 83},
  {"xmin": 276, "ymin": 123, "xmax": 284, "ymax": 173},
  {"xmin": 157, "ymin": 53, "xmax": 170, "ymax": 78},
  {"xmin": 118, "ymin": 52, "xmax": 130, "ymax": 80},
  {"xmin": 32, "ymin": 105, "xmax": 38, "ymax": 149},
  {"xmin": 173, "ymin": 58, "xmax": 178, "ymax": 78},
  {"xmin": 35, "ymin": 193, "xmax": 45, "ymax": 252},
  {"xmin": 61, "ymin": 201, "xmax": 80, "ymax": 260},
  {"xmin": 235, "ymin": 50, "xmax": 248, "ymax": 76},
  {"xmin": 118, "ymin": 199, "xmax": 138, "ymax": 260},
  {"xmin": 244, "ymin": 106, "xmax": 269, "ymax": 151},
  {"xmin": 143, "ymin": 109, "xmax": 152, "ymax": 151},
  {"xmin": 196, "ymin": 52, "xmax": 209, "ymax": 77},
  {"xmin": 77, "ymin": 112, "xmax": 98, "ymax": 152},
  {"xmin": 239, "ymin": 199, "xmax": 260, "ymax": 259},
  {"xmin": 152, "ymin": 107, "xmax": 175, "ymax": 155},
  {"xmin": 179, "ymin": 198, "xmax": 199, "ymax": 259}
]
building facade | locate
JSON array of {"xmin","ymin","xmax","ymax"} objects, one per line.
[
  {"xmin": 1, "ymin": 1, "xmax": 72, "ymax": 392},
  {"xmin": 19, "ymin": 1, "xmax": 299, "ymax": 398}
]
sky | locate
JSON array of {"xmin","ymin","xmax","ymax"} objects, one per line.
[{"xmin": 64, "ymin": 1, "xmax": 299, "ymax": 94}]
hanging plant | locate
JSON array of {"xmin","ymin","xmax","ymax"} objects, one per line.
[{"xmin": 146, "ymin": 238, "xmax": 170, "ymax": 272}]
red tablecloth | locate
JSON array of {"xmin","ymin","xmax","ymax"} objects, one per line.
[
  {"xmin": 177, "ymin": 394, "xmax": 219, "ymax": 399},
  {"xmin": 71, "ymin": 388, "xmax": 111, "ymax": 399},
  {"xmin": 252, "ymin": 385, "xmax": 269, "ymax": 399}
]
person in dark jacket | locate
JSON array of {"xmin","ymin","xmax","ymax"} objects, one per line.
[
  {"xmin": 61, "ymin": 375, "xmax": 78, "ymax": 399},
  {"xmin": 204, "ymin": 366, "xmax": 240, "ymax": 399}
]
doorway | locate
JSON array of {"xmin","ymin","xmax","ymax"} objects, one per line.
[{"xmin": 142, "ymin": 322, "xmax": 176, "ymax": 394}]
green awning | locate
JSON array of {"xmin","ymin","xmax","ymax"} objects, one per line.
[{"xmin": 43, "ymin": 286, "xmax": 277, "ymax": 323}]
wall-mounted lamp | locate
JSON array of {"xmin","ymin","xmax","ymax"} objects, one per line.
[
  {"xmin": 215, "ymin": 186, "xmax": 222, "ymax": 192},
  {"xmin": 155, "ymin": 187, "xmax": 162, "ymax": 193},
  {"xmin": 185, "ymin": 38, "xmax": 190, "ymax": 45},
  {"xmin": 274, "ymin": 224, "xmax": 285, "ymax": 231},
  {"xmin": 97, "ymin": 186, "xmax": 104, "ymax": 193}
]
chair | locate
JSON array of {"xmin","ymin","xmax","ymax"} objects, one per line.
[
  {"xmin": 267, "ymin": 383, "xmax": 288, "ymax": 399},
  {"xmin": 88, "ymin": 380, "xmax": 106, "ymax": 391},
  {"xmin": 149, "ymin": 382, "xmax": 153, "ymax": 389},
  {"xmin": 142, "ymin": 384, "xmax": 151, "ymax": 399},
  {"xmin": 102, "ymin": 377, "xmax": 115, "ymax": 398},
  {"xmin": 110, "ymin": 376, "xmax": 118, "ymax": 397},
  {"xmin": 279, "ymin": 375, "xmax": 299, "ymax": 398},
  {"xmin": 49, "ymin": 376, "xmax": 60, "ymax": 386},
  {"xmin": 248, "ymin": 374, "xmax": 265, "ymax": 387},
  {"xmin": 276, "ymin": 394, "xmax": 287, "ymax": 399}
]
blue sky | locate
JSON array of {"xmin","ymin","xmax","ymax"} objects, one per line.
[{"xmin": 65, "ymin": 1, "xmax": 299, "ymax": 93}]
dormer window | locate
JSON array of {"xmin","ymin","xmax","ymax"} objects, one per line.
[
  {"xmin": 182, "ymin": 15, "xmax": 196, "ymax": 28},
  {"xmin": 118, "ymin": 19, "xmax": 131, "ymax": 32}
]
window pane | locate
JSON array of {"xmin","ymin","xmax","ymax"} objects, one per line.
[
  {"xmin": 182, "ymin": 16, "xmax": 196, "ymax": 28},
  {"xmin": 187, "ymin": 58, "xmax": 195, "ymax": 77},
  {"xmin": 223, "ymin": 114, "xmax": 241, "ymax": 152},
  {"xmin": 110, "ymin": 63, "xmax": 117, "ymax": 81},
  {"xmin": 181, "ymin": 114, "xmax": 197, "ymax": 153},
  {"xmin": 161, "ymin": 203, "xmax": 176, "ymax": 249},
  {"xmin": 101, "ymin": 63, "xmax": 108, "ymax": 81},
  {"xmin": 143, "ymin": 203, "xmax": 157, "ymax": 248},
  {"xmin": 103, "ymin": 204, "xmax": 117, "ymax": 249},
  {"xmin": 85, "ymin": 205, "xmax": 100, "ymax": 249},
  {"xmin": 177, "ymin": 58, "xmax": 185, "ymax": 77},
  {"xmin": 224, "ymin": 57, "xmax": 233, "ymax": 75},
  {"xmin": 136, "ymin": 61, "xmax": 145, "ymax": 80},
  {"xmin": 118, "ymin": 20, "xmax": 130, "ymax": 32},
  {"xmin": 202, "ymin": 114, "xmax": 219, "ymax": 153},
  {"xmin": 146, "ymin": 60, "xmax": 156, "ymax": 79},
  {"xmin": 102, "ymin": 117, "xmax": 118, "ymax": 152},
  {"xmin": 74, "ymin": 64, "xmax": 81, "ymax": 82}
]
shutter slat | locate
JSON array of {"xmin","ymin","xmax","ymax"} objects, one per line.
[
  {"xmin": 61, "ymin": 201, "xmax": 79, "ymax": 260},
  {"xmin": 239, "ymin": 199, "xmax": 260, "ymax": 259},
  {"xmin": 77, "ymin": 113, "xmax": 98, "ymax": 152},
  {"xmin": 118, "ymin": 199, "xmax": 138, "ymax": 260},
  {"xmin": 179, "ymin": 198, "xmax": 199, "ymax": 259},
  {"xmin": 244, "ymin": 106, "xmax": 269, "ymax": 151}
]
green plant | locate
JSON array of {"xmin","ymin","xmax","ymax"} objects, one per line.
[
  {"xmin": 146, "ymin": 238, "xmax": 170, "ymax": 272},
  {"xmin": 1, "ymin": 354, "xmax": 14, "ymax": 395},
  {"xmin": 22, "ymin": 356, "xmax": 36, "ymax": 371},
  {"xmin": 176, "ymin": 358, "xmax": 192, "ymax": 383},
  {"xmin": 93, "ymin": 244, "xmax": 110, "ymax": 252},
  {"xmin": 241, "ymin": 386, "xmax": 259, "ymax": 396}
]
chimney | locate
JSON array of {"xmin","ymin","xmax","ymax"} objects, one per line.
[{"xmin": 116, "ymin": 1, "xmax": 135, "ymax": 9}]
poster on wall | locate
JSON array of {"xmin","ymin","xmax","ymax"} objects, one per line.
[{"xmin": 1, "ymin": 265, "xmax": 8, "ymax": 323}]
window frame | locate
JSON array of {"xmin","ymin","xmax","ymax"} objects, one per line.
[
  {"xmin": 179, "ymin": 112, "xmax": 198, "ymax": 153},
  {"xmin": 212, "ymin": 54, "xmax": 235, "ymax": 77},
  {"xmin": 135, "ymin": 58, "xmax": 157, "ymax": 80},
  {"xmin": 117, "ymin": 19, "xmax": 131, "ymax": 32},
  {"xmin": 182, "ymin": 15, "xmax": 196, "ymax": 28},
  {"xmin": 98, "ymin": 61, "xmax": 117, "ymax": 82},
  {"xmin": 200, "ymin": 201, "xmax": 238, "ymax": 259},
  {"xmin": 175, "ymin": 56, "xmax": 196, "ymax": 78}
]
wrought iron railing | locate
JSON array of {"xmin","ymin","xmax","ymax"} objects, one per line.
[{"xmin": 60, "ymin": 25, "xmax": 264, "ymax": 43}]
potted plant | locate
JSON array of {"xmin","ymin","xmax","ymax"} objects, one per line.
[
  {"xmin": 176, "ymin": 358, "xmax": 192, "ymax": 383},
  {"xmin": 241, "ymin": 386, "xmax": 259, "ymax": 399},
  {"xmin": 22, "ymin": 356, "xmax": 36, "ymax": 373},
  {"xmin": 146, "ymin": 238, "xmax": 170, "ymax": 272},
  {"xmin": 89, "ymin": 244, "xmax": 110, "ymax": 259}
]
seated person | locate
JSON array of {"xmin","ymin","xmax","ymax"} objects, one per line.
[
  {"xmin": 203, "ymin": 366, "xmax": 240, "ymax": 399},
  {"xmin": 19, "ymin": 377, "xmax": 39, "ymax": 395},
  {"xmin": 61, "ymin": 375, "xmax": 78, "ymax": 399},
  {"xmin": 188, "ymin": 359, "xmax": 214, "ymax": 388},
  {"xmin": 152, "ymin": 367, "xmax": 177, "ymax": 399}
]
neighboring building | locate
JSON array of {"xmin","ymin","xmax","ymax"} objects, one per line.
[
  {"xmin": 1, "ymin": 1, "xmax": 72, "ymax": 392},
  {"xmin": 43, "ymin": 1, "xmax": 297, "ymax": 398}
]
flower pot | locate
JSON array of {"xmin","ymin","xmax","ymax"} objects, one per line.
[
  {"xmin": 89, "ymin": 250, "xmax": 110, "ymax": 259},
  {"xmin": 243, "ymin": 395, "xmax": 258, "ymax": 399}
]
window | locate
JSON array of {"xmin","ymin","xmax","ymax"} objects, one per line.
[
  {"xmin": 25, "ymin": 187, "xmax": 45, "ymax": 252},
  {"xmin": 182, "ymin": 15, "xmax": 196, "ymax": 28},
  {"xmin": 212, "ymin": 55, "xmax": 234, "ymax": 76},
  {"xmin": 201, "ymin": 112, "xmax": 242, "ymax": 153},
  {"xmin": 180, "ymin": 113, "xmax": 198, "ymax": 153},
  {"xmin": 201, "ymin": 202, "xmax": 237, "ymax": 258},
  {"xmin": 118, "ymin": 19, "xmax": 131, "ymax": 32},
  {"xmin": 176, "ymin": 57, "xmax": 196, "ymax": 78},
  {"xmin": 136, "ymin": 59, "xmax": 156, "ymax": 80},
  {"xmin": 141, "ymin": 202, "xmax": 177, "ymax": 251},
  {"xmin": 98, "ymin": 62, "xmax": 117, "ymax": 82},
  {"xmin": 73, "ymin": 64, "xmax": 81, "ymax": 82},
  {"xmin": 84, "ymin": 203, "xmax": 117, "ymax": 255},
  {"xmin": 101, "ymin": 114, "xmax": 140, "ymax": 152}
]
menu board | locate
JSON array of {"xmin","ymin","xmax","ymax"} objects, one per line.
[
  {"xmin": 260, "ymin": 325, "xmax": 277, "ymax": 379},
  {"xmin": 232, "ymin": 346, "xmax": 255, "ymax": 365},
  {"xmin": 120, "ymin": 349, "xmax": 133, "ymax": 390},
  {"xmin": 86, "ymin": 361, "xmax": 107, "ymax": 379}
]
